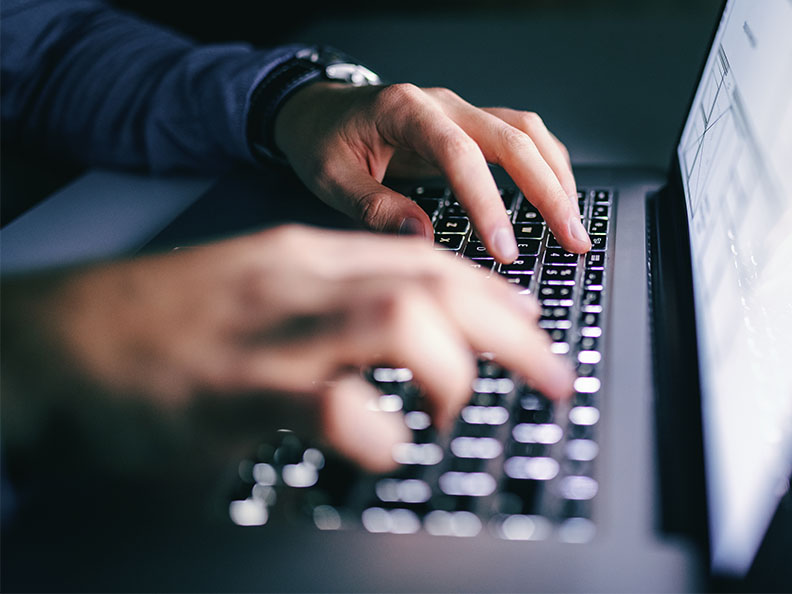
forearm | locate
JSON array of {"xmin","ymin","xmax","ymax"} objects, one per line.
[{"xmin": 1, "ymin": 0, "xmax": 306, "ymax": 172}]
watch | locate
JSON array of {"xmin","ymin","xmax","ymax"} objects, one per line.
[{"xmin": 248, "ymin": 46, "xmax": 383, "ymax": 162}]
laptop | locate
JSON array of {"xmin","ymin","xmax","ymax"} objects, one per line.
[{"xmin": 122, "ymin": 0, "xmax": 792, "ymax": 590}]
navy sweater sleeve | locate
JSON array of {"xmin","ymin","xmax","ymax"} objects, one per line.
[{"xmin": 1, "ymin": 0, "xmax": 309, "ymax": 173}]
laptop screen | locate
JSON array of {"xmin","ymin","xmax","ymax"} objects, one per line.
[{"xmin": 677, "ymin": 0, "xmax": 792, "ymax": 576}]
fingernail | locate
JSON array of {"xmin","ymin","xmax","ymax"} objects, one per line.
[
  {"xmin": 399, "ymin": 217, "xmax": 429, "ymax": 239},
  {"xmin": 569, "ymin": 217, "xmax": 591, "ymax": 248},
  {"xmin": 492, "ymin": 225, "xmax": 519, "ymax": 263}
]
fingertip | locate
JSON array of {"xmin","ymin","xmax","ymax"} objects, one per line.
[
  {"xmin": 491, "ymin": 225, "xmax": 519, "ymax": 264},
  {"xmin": 399, "ymin": 215, "xmax": 433, "ymax": 240},
  {"xmin": 541, "ymin": 355, "xmax": 577, "ymax": 400},
  {"xmin": 566, "ymin": 217, "xmax": 592, "ymax": 254}
]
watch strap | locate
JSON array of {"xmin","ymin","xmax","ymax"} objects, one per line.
[{"xmin": 247, "ymin": 46, "xmax": 382, "ymax": 163}]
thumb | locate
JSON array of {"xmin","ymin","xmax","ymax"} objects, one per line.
[
  {"xmin": 320, "ymin": 374, "xmax": 411, "ymax": 474},
  {"xmin": 334, "ymin": 170, "xmax": 434, "ymax": 239}
]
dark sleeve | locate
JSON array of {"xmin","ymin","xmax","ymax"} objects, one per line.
[{"xmin": 0, "ymin": 0, "xmax": 310, "ymax": 173}]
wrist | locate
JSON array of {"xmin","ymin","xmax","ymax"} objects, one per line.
[{"xmin": 247, "ymin": 46, "xmax": 383, "ymax": 163}]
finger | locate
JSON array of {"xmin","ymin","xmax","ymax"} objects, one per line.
[
  {"xmin": 441, "ymin": 101, "xmax": 590, "ymax": 254},
  {"xmin": 484, "ymin": 107, "xmax": 578, "ymax": 206},
  {"xmin": 320, "ymin": 374, "xmax": 411, "ymax": 473},
  {"xmin": 374, "ymin": 84, "xmax": 518, "ymax": 264},
  {"xmin": 549, "ymin": 130, "xmax": 572, "ymax": 169},
  {"xmin": 325, "ymin": 166, "xmax": 434, "ymax": 240},
  {"xmin": 426, "ymin": 268, "xmax": 576, "ymax": 399}
]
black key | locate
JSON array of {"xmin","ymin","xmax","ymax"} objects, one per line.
[
  {"xmin": 537, "ymin": 285, "xmax": 574, "ymax": 305},
  {"xmin": 583, "ymin": 270, "xmax": 604, "ymax": 289},
  {"xmin": 585, "ymin": 252, "xmax": 606, "ymax": 270},
  {"xmin": 580, "ymin": 312, "xmax": 601, "ymax": 328},
  {"xmin": 412, "ymin": 185, "xmax": 446, "ymax": 199},
  {"xmin": 516, "ymin": 239, "xmax": 541, "ymax": 256},
  {"xmin": 591, "ymin": 204, "xmax": 610, "ymax": 219},
  {"xmin": 443, "ymin": 202, "xmax": 467, "ymax": 217},
  {"xmin": 478, "ymin": 360, "xmax": 507, "ymax": 379},
  {"xmin": 464, "ymin": 241, "xmax": 489, "ymax": 257},
  {"xmin": 415, "ymin": 198, "xmax": 442, "ymax": 217},
  {"xmin": 590, "ymin": 235, "xmax": 607, "ymax": 250},
  {"xmin": 577, "ymin": 190, "xmax": 586, "ymax": 201},
  {"xmin": 513, "ymin": 223, "xmax": 545, "ymax": 239},
  {"xmin": 435, "ymin": 233, "xmax": 464, "ymax": 250},
  {"xmin": 593, "ymin": 189, "xmax": 611, "ymax": 203},
  {"xmin": 581, "ymin": 290, "xmax": 602, "ymax": 307},
  {"xmin": 540, "ymin": 266, "xmax": 576, "ymax": 285},
  {"xmin": 541, "ymin": 306, "xmax": 571, "ymax": 321},
  {"xmin": 543, "ymin": 248, "xmax": 580, "ymax": 266},
  {"xmin": 470, "ymin": 391, "xmax": 501, "ymax": 407},
  {"xmin": 450, "ymin": 456, "xmax": 487, "ymax": 473},
  {"xmin": 546, "ymin": 328, "xmax": 568, "ymax": 343},
  {"xmin": 468, "ymin": 258, "xmax": 495, "ymax": 272},
  {"xmin": 559, "ymin": 498, "xmax": 592, "ymax": 519},
  {"xmin": 514, "ymin": 204, "xmax": 544, "ymax": 224},
  {"xmin": 501, "ymin": 479, "xmax": 541, "ymax": 514},
  {"xmin": 589, "ymin": 219, "xmax": 608, "ymax": 235},
  {"xmin": 502, "ymin": 274, "xmax": 532, "ymax": 288},
  {"xmin": 436, "ymin": 217, "xmax": 470, "ymax": 234},
  {"xmin": 546, "ymin": 234, "xmax": 561, "ymax": 248},
  {"xmin": 500, "ymin": 187, "xmax": 519, "ymax": 210},
  {"xmin": 502, "ymin": 256, "xmax": 536, "ymax": 275}
]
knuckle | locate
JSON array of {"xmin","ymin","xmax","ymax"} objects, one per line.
[
  {"xmin": 439, "ymin": 129, "xmax": 479, "ymax": 160},
  {"xmin": 427, "ymin": 86, "xmax": 460, "ymax": 103},
  {"xmin": 499, "ymin": 124, "xmax": 535, "ymax": 156},
  {"xmin": 519, "ymin": 111, "xmax": 545, "ymax": 132},
  {"xmin": 358, "ymin": 192, "xmax": 390, "ymax": 231},
  {"xmin": 376, "ymin": 82, "xmax": 424, "ymax": 110}
]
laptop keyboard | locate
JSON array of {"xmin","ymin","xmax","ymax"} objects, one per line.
[{"xmin": 229, "ymin": 186, "xmax": 614, "ymax": 544}]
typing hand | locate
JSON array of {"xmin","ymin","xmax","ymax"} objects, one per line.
[
  {"xmin": 273, "ymin": 82, "xmax": 591, "ymax": 263},
  {"xmin": 3, "ymin": 226, "xmax": 575, "ymax": 475}
]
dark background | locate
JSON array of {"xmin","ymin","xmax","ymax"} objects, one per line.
[{"xmin": 2, "ymin": 0, "xmax": 722, "ymax": 224}]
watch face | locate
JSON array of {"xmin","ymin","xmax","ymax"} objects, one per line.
[{"xmin": 324, "ymin": 63, "xmax": 382, "ymax": 86}]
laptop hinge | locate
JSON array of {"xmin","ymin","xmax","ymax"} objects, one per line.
[{"xmin": 645, "ymin": 178, "xmax": 709, "ymax": 555}]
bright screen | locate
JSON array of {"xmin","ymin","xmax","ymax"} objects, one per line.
[{"xmin": 677, "ymin": 0, "xmax": 792, "ymax": 575}]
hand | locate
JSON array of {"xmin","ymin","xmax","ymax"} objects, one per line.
[
  {"xmin": 2, "ymin": 226, "xmax": 575, "ymax": 475},
  {"xmin": 273, "ymin": 82, "xmax": 591, "ymax": 264}
]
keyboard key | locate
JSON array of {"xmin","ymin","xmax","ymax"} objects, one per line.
[
  {"xmin": 593, "ymin": 189, "xmax": 611, "ymax": 203},
  {"xmin": 537, "ymin": 285, "xmax": 574, "ymax": 305},
  {"xmin": 500, "ymin": 188, "xmax": 519, "ymax": 210},
  {"xmin": 436, "ymin": 217, "xmax": 470, "ymax": 234},
  {"xmin": 501, "ymin": 256, "xmax": 536, "ymax": 275},
  {"xmin": 583, "ymin": 270, "xmax": 604, "ymax": 289},
  {"xmin": 502, "ymin": 274, "xmax": 532, "ymax": 289},
  {"xmin": 516, "ymin": 239, "xmax": 541, "ymax": 256},
  {"xmin": 513, "ymin": 223, "xmax": 545, "ymax": 239},
  {"xmin": 468, "ymin": 258, "xmax": 496, "ymax": 273},
  {"xmin": 464, "ymin": 240, "xmax": 489, "ymax": 257},
  {"xmin": 415, "ymin": 198, "xmax": 442, "ymax": 217},
  {"xmin": 579, "ymin": 311, "xmax": 601, "ymax": 328},
  {"xmin": 591, "ymin": 204, "xmax": 610, "ymax": 219},
  {"xmin": 543, "ymin": 248, "xmax": 580, "ymax": 266},
  {"xmin": 514, "ymin": 204, "xmax": 544, "ymax": 223},
  {"xmin": 590, "ymin": 235, "xmax": 607, "ymax": 250},
  {"xmin": 412, "ymin": 185, "xmax": 447, "ymax": 199},
  {"xmin": 442, "ymin": 202, "xmax": 467, "ymax": 217},
  {"xmin": 589, "ymin": 219, "xmax": 608, "ymax": 235},
  {"xmin": 435, "ymin": 233, "xmax": 465, "ymax": 250},
  {"xmin": 540, "ymin": 306, "xmax": 571, "ymax": 321},
  {"xmin": 439, "ymin": 472, "xmax": 497, "ymax": 497},
  {"xmin": 585, "ymin": 252, "xmax": 606, "ymax": 270},
  {"xmin": 540, "ymin": 266, "xmax": 576, "ymax": 285}
]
